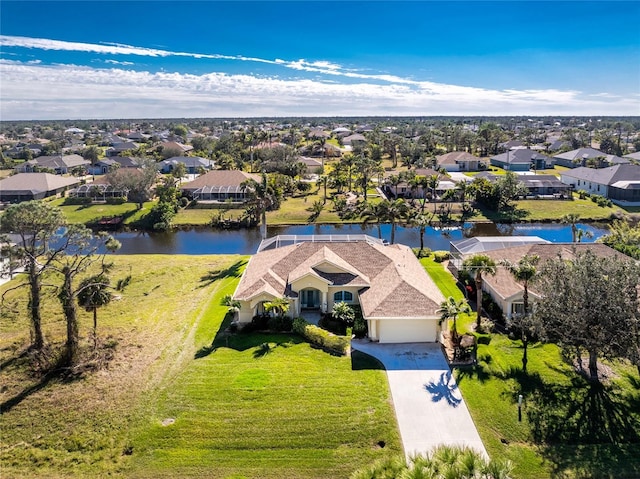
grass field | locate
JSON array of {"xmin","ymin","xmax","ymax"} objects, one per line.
[
  {"xmin": 0, "ymin": 255, "xmax": 400, "ymax": 478},
  {"xmin": 48, "ymin": 198, "xmax": 154, "ymax": 225}
]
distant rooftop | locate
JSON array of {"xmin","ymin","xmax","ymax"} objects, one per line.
[
  {"xmin": 451, "ymin": 236, "xmax": 550, "ymax": 255},
  {"xmin": 257, "ymin": 234, "xmax": 385, "ymax": 253}
]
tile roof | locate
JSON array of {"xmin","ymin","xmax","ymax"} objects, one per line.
[
  {"xmin": 479, "ymin": 243, "xmax": 626, "ymax": 301},
  {"xmin": 180, "ymin": 170, "xmax": 260, "ymax": 190},
  {"xmin": 436, "ymin": 151, "xmax": 479, "ymax": 164},
  {"xmin": 234, "ymin": 240, "xmax": 445, "ymax": 318}
]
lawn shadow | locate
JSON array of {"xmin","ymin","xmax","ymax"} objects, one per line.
[
  {"xmin": 198, "ymin": 259, "xmax": 247, "ymax": 288},
  {"xmin": 252, "ymin": 341, "xmax": 292, "ymax": 359},
  {"xmin": 424, "ymin": 371, "xmax": 462, "ymax": 407},
  {"xmin": 351, "ymin": 350, "xmax": 385, "ymax": 371},
  {"xmin": 526, "ymin": 377, "xmax": 640, "ymax": 477},
  {"xmin": 454, "ymin": 361, "xmax": 491, "ymax": 385},
  {"xmin": 195, "ymin": 312, "xmax": 301, "ymax": 359}
]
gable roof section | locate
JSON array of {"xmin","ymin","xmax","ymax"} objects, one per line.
[
  {"xmin": 480, "ymin": 243, "xmax": 625, "ymax": 301},
  {"xmin": 0, "ymin": 172, "xmax": 80, "ymax": 194},
  {"xmin": 234, "ymin": 240, "xmax": 444, "ymax": 318},
  {"xmin": 181, "ymin": 170, "xmax": 260, "ymax": 191},
  {"xmin": 491, "ymin": 149, "xmax": 551, "ymax": 164},
  {"xmin": 561, "ymin": 164, "xmax": 640, "ymax": 185},
  {"xmin": 437, "ymin": 151, "xmax": 479, "ymax": 165}
]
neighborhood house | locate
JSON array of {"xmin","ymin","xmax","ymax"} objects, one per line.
[{"xmin": 233, "ymin": 235, "xmax": 446, "ymax": 343}]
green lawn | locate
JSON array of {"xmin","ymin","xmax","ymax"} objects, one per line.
[
  {"xmin": 0, "ymin": 255, "xmax": 400, "ymax": 478},
  {"xmin": 423, "ymin": 257, "xmax": 640, "ymax": 479},
  {"xmin": 49, "ymin": 197, "xmax": 154, "ymax": 225}
]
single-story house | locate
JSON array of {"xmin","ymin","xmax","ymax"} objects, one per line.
[
  {"xmin": 560, "ymin": 164, "xmax": 640, "ymax": 205},
  {"xmin": 233, "ymin": 235, "xmax": 446, "ymax": 343},
  {"xmin": 15, "ymin": 154, "xmax": 89, "ymax": 175},
  {"xmin": 159, "ymin": 156, "xmax": 215, "ymax": 174},
  {"xmin": 342, "ymin": 134, "xmax": 367, "ymax": 147},
  {"xmin": 160, "ymin": 141, "xmax": 193, "ymax": 154},
  {"xmin": 519, "ymin": 175, "xmax": 572, "ymax": 198},
  {"xmin": 88, "ymin": 156, "xmax": 142, "ymax": 175},
  {"xmin": 490, "ymin": 149, "xmax": 553, "ymax": 171},
  {"xmin": 448, "ymin": 236, "xmax": 550, "ymax": 273},
  {"xmin": 553, "ymin": 148, "xmax": 628, "ymax": 169},
  {"xmin": 384, "ymin": 169, "xmax": 453, "ymax": 199},
  {"xmin": 180, "ymin": 169, "xmax": 260, "ymax": 202},
  {"xmin": 0, "ymin": 173, "xmax": 80, "ymax": 203},
  {"xmin": 106, "ymin": 142, "xmax": 139, "ymax": 157},
  {"xmin": 436, "ymin": 151, "xmax": 487, "ymax": 172},
  {"xmin": 473, "ymin": 243, "xmax": 626, "ymax": 320}
]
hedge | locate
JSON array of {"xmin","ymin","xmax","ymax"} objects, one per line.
[{"xmin": 292, "ymin": 317, "xmax": 350, "ymax": 355}]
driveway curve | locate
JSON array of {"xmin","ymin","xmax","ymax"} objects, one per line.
[{"xmin": 352, "ymin": 340, "xmax": 488, "ymax": 459}]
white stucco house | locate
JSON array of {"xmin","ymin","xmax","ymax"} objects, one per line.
[{"xmin": 232, "ymin": 235, "xmax": 446, "ymax": 343}]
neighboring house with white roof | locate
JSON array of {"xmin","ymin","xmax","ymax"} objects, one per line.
[
  {"xmin": 490, "ymin": 149, "xmax": 553, "ymax": 171},
  {"xmin": 233, "ymin": 236, "xmax": 446, "ymax": 343},
  {"xmin": 560, "ymin": 164, "xmax": 640, "ymax": 205},
  {"xmin": 159, "ymin": 156, "xmax": 215, "ymax": 174}
]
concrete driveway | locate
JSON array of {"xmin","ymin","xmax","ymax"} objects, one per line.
[{"xmin": 352, "ymin": 340, "xmax": 488, "ymax": 459}]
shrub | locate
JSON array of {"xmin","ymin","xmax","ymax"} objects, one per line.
[
  {"xmin": 105, "ymin": 197, "xmax": 127, "ymax": 205},
  {"xmin": 64, "ymin": 196, "xmax": 92, "ymax": 205},
  {"xmin": 292, "ymin": 317, "xmax": 350, "ymax": 355},
  {"xmin": 179, "ymin": 196, "xmax": 190, "ymax": 208},
  {"xmin": 332, "ymin": 302, "xmax": 355, "ymax": 326},
  {"xmin": 267, "ymin": 315, "xmax": 293, "ymax": 332},
  {"xmin": 353, "ymin": 316, "xmax": 368, "ymax": 339},
  {"xmin": 577, "ymin": 189, "xmax": 589, "ymax": 199},
  {"xmin": 413, "ymin": 247, "xmax": 431, "ymax": 258},
  {"xmin": 433, "ymin": 250, "xmax": 450, "ymax": 263}
]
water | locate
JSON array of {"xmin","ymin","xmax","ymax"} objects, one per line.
[{"xmin": 110, "ymin": 222, "xmax": 610, "ymax": 255}]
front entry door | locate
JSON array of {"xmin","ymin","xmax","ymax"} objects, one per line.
[{"xmin": 301, "ymin": 289, "xmax": 320, "ymax": 309}]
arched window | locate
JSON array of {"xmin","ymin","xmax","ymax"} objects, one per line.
[{"xmin": 333, "ymin": 291, "xmax": 353, "ymax": 302}]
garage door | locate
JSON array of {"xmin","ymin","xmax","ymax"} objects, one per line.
[{"xmin": 378, "ymin": 318, "xmax": 437, "ymax": 343}]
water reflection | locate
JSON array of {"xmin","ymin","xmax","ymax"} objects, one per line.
[{"xmin": 111, "ymin": 222, "xmax": 609, "ymax": 255}]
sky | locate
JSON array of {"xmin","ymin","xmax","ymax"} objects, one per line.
[{"xmin": 0, "ymin": 1, "xmax": 639, "ymax": 120}]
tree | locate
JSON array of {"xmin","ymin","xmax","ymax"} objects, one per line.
[
  {"xmin": 50, "ymin": 226, "xmax": 120, "ymax": 366},
  {"xmin": 107, "ymin": 157, "xmax": 158, "ymax": 209},
  {"xmin": 241, "ymin": 173, "xmax": 278, "ymax": 239},
  {"xmin": 263, "ymin": 297, "xmax": 290, "ymax": 317},
  {"xmin": 535, "ymin": 249, "xmax": 640, "ymax": 381},
  {"xmin": 332, "ymin": 301, "xmax": 355, "ymax": 326},
  {"xmin": 494, "ymin": 171, "xmax": 528, "ymax": 211},
  {"xmin": 599, "ymin": 219, "xmax": 640, "ymax": 259},
  {"xmin": 500, "ymin": 254, "xmax": 541, "ymax": 372},
  {"xmin": 561, "ymin": 213, "xmax": 580, "ymax": 243},
  {"xmin": 350, "ymin": 444, "xmax": 513, "ymax": 479},
  {"xmin": 172, "ymin": 162, "xmax": 187, "ymax": 184},
  {"xmin": 462, "ymin": 254, "xmax": 497, "ymax": 330},
  {"xmin": 411, "ymin": 212, "xmax": 431, "ymax": 256},
  {"xmin": 1, "ymin": 201, "xmax": 66, "ymax": 351},
  {"xmin": 77, "ymin": 273, "xmax": 113, "ymax": 349},
  {"xmin": 354, "ymin": 155, "xmax": 383, "ymax": 202},
  {"xmin": 361, "ymin": 201, "xmax": 388, "ymax": 240},
  {"xmin": 82, "ymin": 145, "xmax": 101, "ymax": 179},
  {"xmin": 221, "ymin": 294, "xmax": 241, "ymax": 313},
  {"xmin": 384, "ymin": 199, "xmax": 410, "ymax": 245},
  {"xmin": 437, "ymin": 296, "xmax": 471, "ymax": 345}
]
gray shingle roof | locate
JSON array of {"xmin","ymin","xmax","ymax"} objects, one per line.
[
  {"xmin": 561, "ymin": 164, "xmax": 640, "ymax": 185},
  {"xmin": 0, "ymin": 172, "xmax": 80, "ymax": 194}
]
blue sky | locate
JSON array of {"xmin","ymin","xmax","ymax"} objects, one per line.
[{"xmin": 1, "ymin": 1, "xmax": 639, "ymax": 120}]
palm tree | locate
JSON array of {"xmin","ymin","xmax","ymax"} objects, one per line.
[
  {"xmin": 351, "ymin": 444, "xmax": 513, "ymax": 479},
  {"xmin": 500, "ymin": 254, "xmax": 539, "ymax": 372},
  {"xmin": 427, "ymin": 174, "xmax": 440, "ymax": 214},
  {"xmin": 221, "ymin": 294, "xmax": 241, "ymax": 313},
  {"xmin": 263, "ymin": 297, "xmax": 290, "ymax": 317},
  {"xmin": 437, "ymin": 296, "xmax": 471, "ymax": 345},
  {"xmin": 361, "ymin": 201, "xmax": 389, "ymax": 239},
  {"xmin": 241, "ymin": 173, "xmax": 274, "ymax": 240},
  {"xmin": 77, "ymin": 273, "xmax": 113, "ymax": 349},
  {"xmin": 385, "ymin": 174, "xmax": 402, "ymax": 198},
  {"xmin": 385, "ymin": 199, "xmax": 410, "ymax": 245},
  {"xmin": 411, "ymin": 212, "xmax": 431, "ymax": 256},
  {"xmin": 561, "ymin": 213, "xmax": 580, "ymax": 242},
  {"xmin": 462, "ymin": 254, "xmax": 497, "ymax": 330}
]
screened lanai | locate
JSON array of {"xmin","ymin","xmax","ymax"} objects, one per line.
[{"xmin": 192, "ymin": 185, "xmax": 249, "ymax": 202}]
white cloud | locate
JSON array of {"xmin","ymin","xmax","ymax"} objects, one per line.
[
  {"xmin": 1, "ymin": 61, "xmax": 636, "ymax": 120},
  {"xmin": 105, "ymin": 59, "xmax": 135, "ymax": 66}
]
